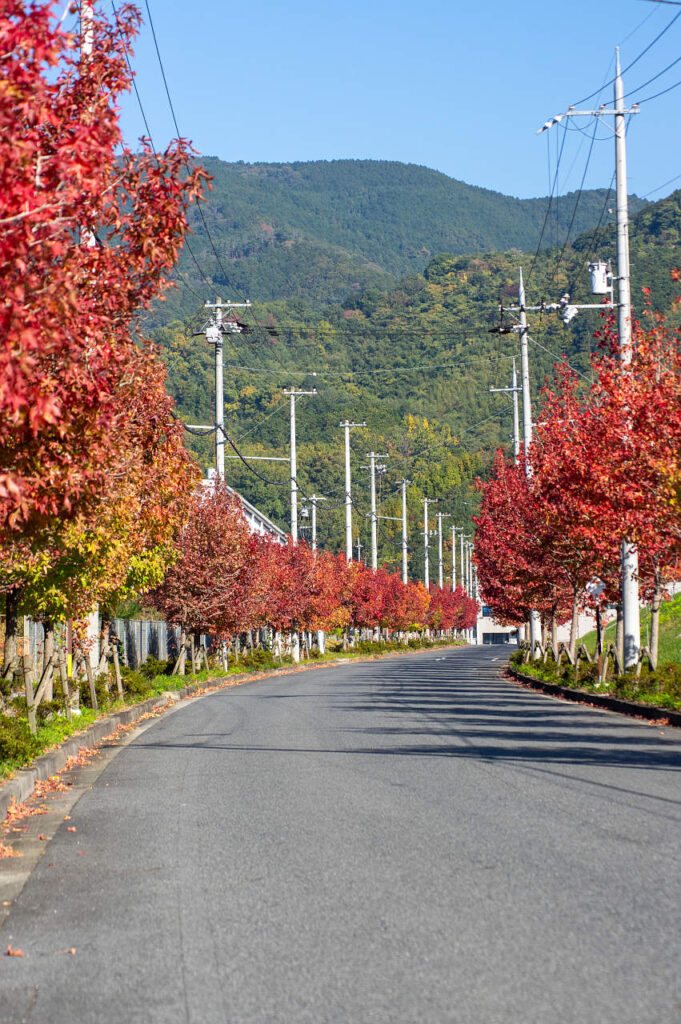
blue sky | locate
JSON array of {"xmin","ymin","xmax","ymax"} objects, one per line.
[{"xmin": 114, "ymin": 0, "xmax": 681, "ymax": 201}]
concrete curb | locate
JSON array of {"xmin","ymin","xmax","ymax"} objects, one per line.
[
  {"xmin": 508, "ymin": 664, "xmax": 681, "ymax": 727},
  {"xmin": 1, "ymin": 642, "xmax": 464, "ymax": 821}
]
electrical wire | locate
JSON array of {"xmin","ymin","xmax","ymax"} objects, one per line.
[
  {"xmin": 641, "ymin": 171, "xmax": 681, "ymax": 198},
  {"xmin": 110, "ymin": 1, "xmax": 210, "ymax": 300},
  {"xmin": 526, "ymin": 124, "xmax": 568, "ymax": 287},
  {"xmin": 546, "ymin": 117, "xmax": 600, "ymax": 290},
  {"xmin": 571, "ymin": 9, "xmax": 681, "ymax": 106},
  {"xmin": 634, "ymin": 73, "xmax": 681, "ymax": 103}
]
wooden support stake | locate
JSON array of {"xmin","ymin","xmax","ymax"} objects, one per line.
[{"xmin": 112, "ymin": 644, "xmax": 123, "ymax": 698}]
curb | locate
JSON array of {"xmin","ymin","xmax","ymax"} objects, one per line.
[
  {"xmin": 1, "ymin": 642, "xmax": 463, "ymax": 820},
  {"xmin": 508, "ymin": 664, "xmax": 681, "ymax": 727}
]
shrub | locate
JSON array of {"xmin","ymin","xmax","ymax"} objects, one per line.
[{"xmin": 0, "ymin": 714, "xmax": 40, "ymax": 764}]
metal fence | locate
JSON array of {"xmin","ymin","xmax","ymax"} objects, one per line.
[
  {"xmin": 22, "ymin": 617, "xmax": 201, "ymax": 672},
  {"xmin": 110, "ymin": 619, "xmax": 184, "ymax": 670}
]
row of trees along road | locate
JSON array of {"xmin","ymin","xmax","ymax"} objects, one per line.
[
  {"xmin": 149, "ymin": 483, "xmax": 478, "ymax": 668},
  {"xmin": 0, "ymin": 2, "xmax": 205, "ymax": 684},
  {"xmin": 0, "ymin": 2, "xmax": 476, "ymax": 728},
  {"xmin": 474, "ymin": 297, "xmax": 681, "ymax": 669}
]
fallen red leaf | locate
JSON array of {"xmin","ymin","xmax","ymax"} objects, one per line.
[
  {"xmin": 66, "ymin": 827, "xmax": 76, "ymax": 833},
  {"xmin": 6, "ymin": 946, "xmax": 24, "ymax": 957}
]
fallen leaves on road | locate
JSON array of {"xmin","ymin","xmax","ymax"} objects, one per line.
[
  {"xmin": 37, "ymin": 835, "xmax": 47, "ymax": 841},
  {"xmin": 0, "ymin": 842, "xmax": 20, "ymax": 859},
  {"xmin": 66, "ymin": 826, "xmax": 76, "ymax": 833},
  {"xmin": 6, "ymin": 946, "xmax": 24, "ymax": 957},
  {"xmin": 55, "ymin": 947, "xmax": 76, "ymax": 956}
]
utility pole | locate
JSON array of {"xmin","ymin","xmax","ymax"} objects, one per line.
[
  {"xmin": 340, "ymin": 421, "xmax": 365, "ymax": 561},
  {"xmin": 537, "ymin": 51, "xmax": 640, "ymax": 668},
  {"xmin": 518, "ymin": 269, "xmax": 543, "ymax": 653},
  {"xmin": 436, "ymin": 512, "xmax": 451, "ymax": 589},
  {"xmin": 400, "ymin": 479, "xmax": 410, "ymax": 584},
  {"xmin": 308, "ymin": 494, "xmax": 326, "ymax": 551},
  {"xmin": 489, "ymin": 359, "xmax": 521, "ymax": 463},
  {"xmin": 451, "ymin": 526, "xmax": 459, "ymax": 591},
  {"xmin": 422, "ymin": 499, "xmax": 438, "ymax": 590},
  {"xmin": 366, "ymin": 452, "xmax": 388, "ymax": 570},
  {"xmin": 284, "ymin": 388, "xmax": 317, "ymax": 542},
  {"xmin": 614, "ymin": 50, "xmax": 640, "ymax": 669},
  {"xmin": 460, "ymin": 531, "xmax": 466, "ymax": 591},
  {"xmin": 199, "ymin": 299, "xmax": 251, "ymax": 480}
]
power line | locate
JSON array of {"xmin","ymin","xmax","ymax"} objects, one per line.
[
  {"xmin": 571, "ymin": 9, "xmax": 681, "ymax": 106},
  {"xmin": 111, "ymin": 1, "xmax": 210, "ymax": 300},
  {"xmin": 546, "ymin": 117, "xmax": 600, "ymax": 290},
  {"xmin": 526, "ymin": 124, "xmax": 569, "ymax": 287},
  {"xmin": 641, "ymin": 171, "xmax": 681, "ymax": 198}
]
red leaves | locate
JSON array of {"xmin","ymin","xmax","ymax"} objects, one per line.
[
  {"xmin": 0, "ymin": 0, "xmax": 203, "ymax": 618},
  {"xmin": 6, "ymin": 945, "xmax": 24, "ymax": 957},
  {"xmin": 475, "ymin": 313, "xmax": 681, "ymax": 625}
]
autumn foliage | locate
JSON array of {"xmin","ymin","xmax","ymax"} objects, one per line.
[
  {"xmin": 0, "ymin": 1, "xmax": 204, "ymax": 662},
  {"xmin": 474, "ymin": 298, "xmax": 681, "ymax": 661}
]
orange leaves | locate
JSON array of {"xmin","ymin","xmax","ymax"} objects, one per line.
[
  {"xmin": 6, "ymin": 945, "xmax": 24, "ymax": 957},
  {"xmin": 4, "ymin": 797, "xmax": 47, "ymax": 823},
  {"xmin": 0, "ymin": 842, "xmax": 21, "ymax": 859}
]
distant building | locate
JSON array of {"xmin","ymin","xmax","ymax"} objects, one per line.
[{"xmin": 202, "ymin": 468, "xmax": 288, "ymax": 543}]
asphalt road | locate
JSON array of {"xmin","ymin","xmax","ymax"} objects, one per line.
[{"xmin": 2, "ymin": 645, "xmax": 680, "ymax": 1024}]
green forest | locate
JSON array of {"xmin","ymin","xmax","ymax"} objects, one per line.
[
  {"xmin": 148, "ymin": 158, "xmax": 647, "ymax": 324},
  {"xmin": 148, "ymin": 160, "xmax": 680, "ymax": 580}
]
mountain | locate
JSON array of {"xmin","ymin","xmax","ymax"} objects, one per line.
[
  {"xmin": 153, "ymin": 180, "xmax": 678, "ymax": 575},
  {"xmin": 154, "ymin": 158, "xmax": 646, "ymax": 324}
]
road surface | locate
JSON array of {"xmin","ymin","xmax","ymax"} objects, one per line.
[{"xmin": 2, "ymin": 646, "xmax": 680, "ymax": 1023}]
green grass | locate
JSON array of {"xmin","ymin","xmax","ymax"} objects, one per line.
[
  {"xmin": 580, "ymin": 592, "xmax": 681, "ymax": 665},
  {"xmin": 510, "ymin": 650, "xmax": 681, "ymax": 711},
  {"xmin": 0, "ymin": 637, "xmax": 460, "ymax": 780}
]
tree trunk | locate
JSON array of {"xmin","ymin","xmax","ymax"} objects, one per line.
[
  {"xmin": 23, "ymin": 651, "xmax": 37, "ymax": 737},
  {"xmin": 42, "ymin": 620, "xmax": 55, "ymax": 702},
  {"xmin": 2, "ymin": 588, "xmax": 20, "ymax": 680},
  {"xmin": 551, "ymin": 611, "xmax": 558, "ymax": 660},
  {"xmin": 568, "ymin": 592, "xmax": 580, "ymax": 662},
  {"xmin": 650, "ymin": 578, "xmax": 662, "ymax": 671},
  {"xmin": 98, "ymin": 619, "xmax": 111, "ymax": 676},
  {"xmin": 615, "ymin": 604, "xmax": 624, "ymax": 671},
  {"xmin": 58, "ymin": 649, "xmax": 72, "ymax": 721},
  {"xmin": 112, "ymin": 644, "xmax": 124, "ymax": 698}
]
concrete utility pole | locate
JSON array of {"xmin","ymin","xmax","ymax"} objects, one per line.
[
  {"xmin": 460, "ymin": 531, "xmax": 466, "ymax": 591},
  {"xmin": 489, "ymin": 360, "xmax": 521, "ymax": 464},
  {"xmin": 201, "ymin": 299, "xmax": 251, "ymax": 480},
  {"xmin": 436, "ymin": 512, "xmax": 451, "ymax": 589},
  {"xmin": 422, "ymin": 499, "xmax": 438, "ymax": 590},
  {"xmin": 366, "ymin": 453, "xmax": 388, "ymax": 570},
  {"xmin": 451, "ymin": 526, "xmax": 460, "ymax": 591},
  {"xmin": 308, "ymin": 495, "xmax": 326, "ymax": 551},
  {"xmin": 340, "ymin": 421, "xmax": 365, "ymax": 561},
  {"xmin": 614, "ymin": 50, "xmax": 640, "ymax": 669},
  {"xmin": 284, "ymin": 388, "xmax": 317, "ymax": 542},
  {"xmin": 518, "ymin": 270, "xmax": 543, "ymax": 653},
  {"xmin": 400, "ymin": 479, "xmax": 410, "ymax": 584},
  {"xmin": 537, "ymin": 52, "xmax": 640, "ymax": 668}
]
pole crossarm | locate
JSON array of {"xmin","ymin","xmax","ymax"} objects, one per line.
[{"xmin": 537, "ymin": 106, "xmax": 639, "ymax": 133}]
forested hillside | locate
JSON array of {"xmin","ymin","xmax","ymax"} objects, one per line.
[
  {"xmin": 153, "ymin": 185, "xmax": 680, "ymax": 577},
  {"xmin": 153, "ymin": 158, "xmax": 646, "ymax": 322}
]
